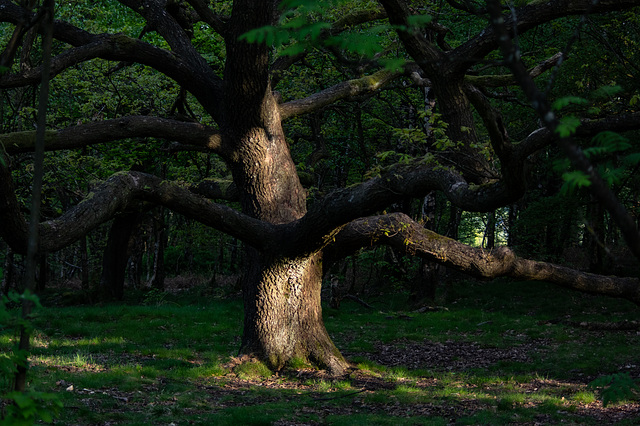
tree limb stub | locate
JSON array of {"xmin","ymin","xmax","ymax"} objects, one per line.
[{"xmin": 330, "ymin": 213, "xmax": 640, "ymax": 305}]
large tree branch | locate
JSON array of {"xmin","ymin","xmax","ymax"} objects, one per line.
[
  {"xmin": 0, "ymin": 170, "xmax": 274, "ymax": 254},
  {"xmin": 0, "ymin": 116, "xmax": 223, "ymax": 154},
  {"xmin": 328, "ymin": 213, "xmax": 640, "ymax": 304},
  {"xmin": 279, "ymin": 69, "xmax": 401, "ymax": 120},
  {"xmin": 281, "ymin": 162, "xmax": 520, "ymax": 256}
]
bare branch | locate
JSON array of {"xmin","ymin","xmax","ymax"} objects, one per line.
[
  {"xmin": 464, "ymin": 52, "xmax": 562, "ymax": 88},
  {"xmin": 279, "ymin": 69, "xmax": 401, "ymax": 119},
  {"xmin": 328, "ymin": 213, "xmax": 640, "ymax": 304},
  {"xmin": 0, "ymin": 116, "xmax": 223, "ymax": 154}
]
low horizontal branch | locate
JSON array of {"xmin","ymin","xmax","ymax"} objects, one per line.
[
  {"xmin": 0, "ymin": 116, "xmax": 222, "ymax": 154},
  {"xmin": 329, "ymin": 213, "xmax": 640, "ymax": 304},
  {"xmin": 2, "ymin": 171, "xmax": 273, "ymax": 254}
]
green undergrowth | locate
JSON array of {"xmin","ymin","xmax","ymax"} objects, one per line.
[{"xmin": 2, "ymin": 279, "xmax": 638, "ymax": 424}]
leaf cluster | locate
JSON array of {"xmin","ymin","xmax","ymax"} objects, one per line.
[
  {"xmin": 1, "ymin": 292, "xmax": 62, "ymax": 424},
  {"xmin": 552, "ymin": 86, "xmax": 640, "ymax": 194},
  {"xmin": 588, "ymin": 372, "xmax": 639, "ymax": 407}
]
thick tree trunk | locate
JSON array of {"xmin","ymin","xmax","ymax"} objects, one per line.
[
  {"xmin": 240, "ymin": 250, "xmax": 348, "ymax": 374},
  {"xmin": 222, "ymin": 63, "xmax": 348, "ymax": 371},
  {"xmin": 229, "ymin": 119, "xmax": 349, "ymax": 373}
]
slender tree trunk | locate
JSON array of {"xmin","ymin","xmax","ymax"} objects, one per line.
[
  {"xmin": 507, "ymin": 204, "xmax": 517, "ymax": 247},
  {"xmin": 2, "ymin": 246, "xmax": 14, "ymax": 295},
  {"xmin": 149, "ymin": 208, "xmax": 166, "ymax": 290},
  {"xmin": 484, "ymin": 210, "xmax": 496, "ymax": 250},
  {"xmin": 36, "ymin": 253, "xmax": 47, "ymax": 291},
  {"xmin": 80, "ymin": 236, "xmax": 89, "ymax": 289},
  {"xmin": 99, "ymin": 213, "xmax": 140, "ymax": 299}
]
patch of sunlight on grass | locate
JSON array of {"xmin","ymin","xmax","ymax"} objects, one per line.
[
  {"xmin": 387, "ymin": 366, "xmax": 410, "ymax": 380},
  {"xmin": 394, "ymin": 384, "xmax": 432, "ymax": 404},
  {"xmin": 32, "ymin": 351, "xmax": 104, "ymax": 371},
  {"xmin": 333, "ymin": 380, "xmax": 353, "ymax": 390},
  {"xmin": 184, "ymin": 363, "xmax": 227, "ymax": 378},
  {"xmin": 572, "ymin": 390, "xmax": 597, "ymax": 404}
]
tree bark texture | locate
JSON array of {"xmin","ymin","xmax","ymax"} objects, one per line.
[{"xmin": 240, "ymin": 251, "xmax": 348, "ymax": 373}]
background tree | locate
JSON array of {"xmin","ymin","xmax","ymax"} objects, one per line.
[{"xmin": 1, "ymin": 0, "xmax": 639, "ymax": 374}]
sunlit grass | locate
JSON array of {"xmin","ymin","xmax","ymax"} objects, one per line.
[{"xmin": 2, "ymin": 279, "xmax": 637, "ymax": 424}]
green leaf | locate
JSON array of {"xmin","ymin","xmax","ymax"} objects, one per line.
[
  {"xmin": 552, "ymin": 96, "xmax": 588, "ymax": 111},
  {"xmin": 560, "ymin": 170, "xmax": 591, "ymax": 194},
  {"xmin": 593, "ymin": 84, "xmax": 623, "ymax": 99},
  {"xmin": 300, "ymin": 22, "xmax": 331, "ymax": 40},
  {"xmin": 592, "ymin": 131, "xmax": 631, "ymax": 153},
  {"xmin": 589, "ymin": 373, "xmax": 639, "ymax": 407},
  {"xmin": 555, "ymin": 116, "xmax": 581, "ymax": 138},
  {"xmin": 279, "ymin": 42, "xmax": 308, "ymax": 56},
  {"xmin": 381, "ymin": 58, "xmax": 406, "ymax": 72},
  {"xmin": 623, "ymin": 152, "xmax": 640, "ymax": 166},
  {"xmin": 406, "ymin": 14, "xmax": 432, "ymax": 28}
]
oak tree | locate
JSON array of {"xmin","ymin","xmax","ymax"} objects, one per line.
[{"xmin": 1, "ymin": 0, "xmax": 640, "ymax": 374}]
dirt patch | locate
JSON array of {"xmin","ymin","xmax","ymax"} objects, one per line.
[{"xmin": 345, "ymin": 338, "xmax": 545, "ymax": 371}]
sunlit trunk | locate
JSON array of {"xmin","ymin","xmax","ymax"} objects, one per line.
[
  {"xmin": 240, "ymin": 250, "xmax": 348, "ymax": 374},
  {"xmin": 225, "ymin": 89, "xmax": 348, "ymax": 373}
]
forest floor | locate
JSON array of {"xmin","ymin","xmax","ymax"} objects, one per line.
[{"xmin": 2, "ymin": 276, "xmax": 640, "ymax": 425}]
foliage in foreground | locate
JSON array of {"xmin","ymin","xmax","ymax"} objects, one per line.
[
  {"xmin": 1, "ymin": 279, "xmax": 638, "ymax": 424},
  {"xmin": 1, "ymin": 292, "xmax": 62, "ymax": 424}
]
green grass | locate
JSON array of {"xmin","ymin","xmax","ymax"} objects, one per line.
[{"xmin": 1, "ymin": 279, "xmax": 639, "ymax": 424}]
